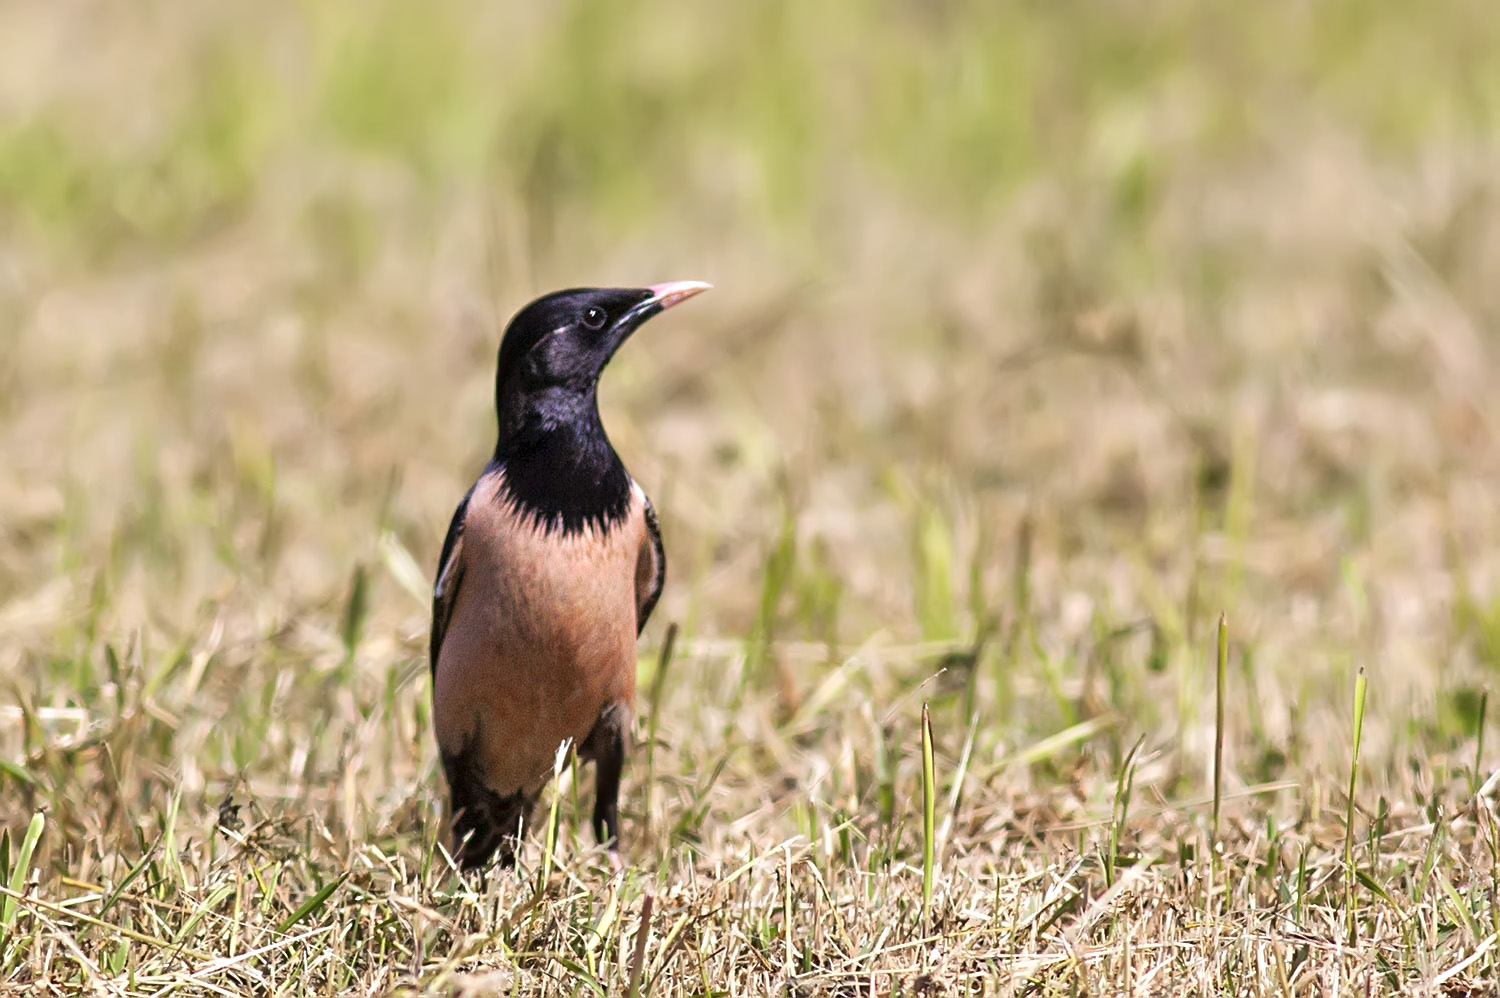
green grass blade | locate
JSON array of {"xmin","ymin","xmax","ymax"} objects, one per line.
[
  {"xmin": 276, "ymin": 873, "xmax": 347, "ymax": 935},
  {"xmin": 1212, "ymin": 612, "xmax": 1227, "ymax": 849},
  {"xmin": 1109, "ymin": 736, "xmax": 1145, "ymax": 888},
  {"xmin": 1345, "ymin": 667, "xmax": 1368, "ymax": 943},
  {"xmin": 920, "ymin": 702, "xmax": 936, "ymax": 928},
  {"xmin": 341, "ymin": 562, "xmax": 370, "ymax": 662},
  {"xmin": 539, "ymin": 738, "xmax": 570, "ymax": 889},
  {"xmin": 172, "ymin": 882, "xmax": 237, "ymax": 945},
  {"xmin": 936, "ymin": 712, "xmax": 978, "ymax": 865},
  {"xmin": 100, "ymin": 837, "xmax": 163, "ymax": 917},
  {"xmin": 0, "ymin": 761, "xmax": 36, "ymax": 787},
  {"xmin": 0, "ymin": 813, "xmax": 43, "ymax": 930},
  {"xmin": 644, "ymin": 621, "xmax": 679, "ymax": 835},
  {"xmin": 1474, "ymin": 688, "xmax": 1489, "ymax": 797},
  {"xmin": 378, "ymin": 528, "xmax": 431, "ymax": 607}
]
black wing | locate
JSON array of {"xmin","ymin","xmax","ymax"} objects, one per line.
[
  {"xmin": 635, "ymin": 492, "xmax": 666, "ymax": 636},
  {"xmin": 430, "ymin": 485, "xmax": 474, "ymax": 677}
]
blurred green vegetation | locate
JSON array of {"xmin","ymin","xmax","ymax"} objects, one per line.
[{"xmin": 3, "ymin": 0, "xmax": 1497, "ymax": 262}]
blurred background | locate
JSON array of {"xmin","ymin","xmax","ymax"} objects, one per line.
[{"xmin": 3, "ymin": 0, "xmax": 1500, "ymax": 855}]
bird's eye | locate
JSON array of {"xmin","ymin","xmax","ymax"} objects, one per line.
[{"xmin": 582, "ymin": 306, "xmax": 607, "ymax": 330}]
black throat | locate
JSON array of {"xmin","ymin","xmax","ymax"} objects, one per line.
[{"xmin": 492, "ymin": 386, "xmax": 632, "ymax": 535}]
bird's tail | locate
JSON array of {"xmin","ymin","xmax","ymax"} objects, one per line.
[{"xmin": 443, "ymin": 754, "xmax": 536, "ymax": 870}]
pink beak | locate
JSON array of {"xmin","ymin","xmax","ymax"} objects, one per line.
[{"xmin": 647, "ymin": 281, "xmax": 712, "ymax": 310}]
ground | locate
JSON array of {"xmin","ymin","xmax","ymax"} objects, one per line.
[{"xmin": 2, "ymin": 1, "xmax": 1500, "ymax": 995}]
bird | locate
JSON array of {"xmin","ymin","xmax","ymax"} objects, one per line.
[{"xmin": 429, "ymin": 281, "xmax": 710, "ymax": 870}]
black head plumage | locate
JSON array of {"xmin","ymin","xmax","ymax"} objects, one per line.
[{"xmin": 488, "ymin": 282, "xmax": 709, "ymax": 534}]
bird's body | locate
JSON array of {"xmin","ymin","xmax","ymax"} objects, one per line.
[{"xmin": 429, "ymin": 282, "xmax": 706, "ymax": 870}]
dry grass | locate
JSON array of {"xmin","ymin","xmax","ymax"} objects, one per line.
[{"xmin": 3, "ymin": 1, "xmax": 1500, "ymax": 994}]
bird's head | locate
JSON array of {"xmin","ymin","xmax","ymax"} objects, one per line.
[
  {"xmin": 496, "ymin": 282, "xmax": 711, "ymax": 398},
  {"xmin": 493, "ymin": 282, "xmax": 710, "ymax": 444}
]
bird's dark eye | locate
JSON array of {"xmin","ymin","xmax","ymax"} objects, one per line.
[{"xmin": 581, "ymin": 306, "xmax": 607, "ymax": 330}]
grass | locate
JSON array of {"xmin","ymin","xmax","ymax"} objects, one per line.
[{"xmin": 2, "ymin": 0, "xmax": 1500, "ymax": 993}]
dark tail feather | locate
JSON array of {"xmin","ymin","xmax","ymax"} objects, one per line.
[{"xmin": 443, "ymin": 751, "xmax": 535, "ymax": 870}]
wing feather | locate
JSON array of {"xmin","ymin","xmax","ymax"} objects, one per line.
[
  {"xmin": 634, "ymin": 492, "xmax": 666, "ymax": 635},
  {"xmin": 430, "ymin": 485, "xmax": 475, "ymax": 675}
]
